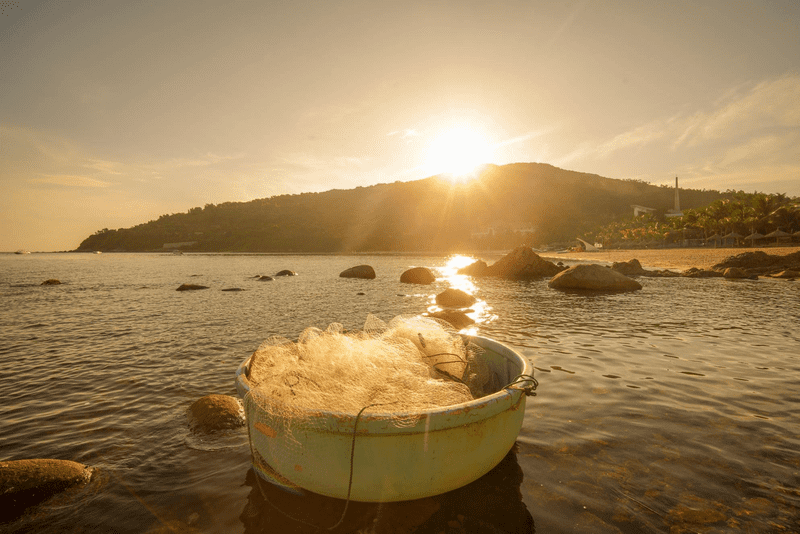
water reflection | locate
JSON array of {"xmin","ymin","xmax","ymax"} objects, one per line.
[
  {"xmin": 430, "ymin": 255, "xmax": 498, "ymax": 333},
  {"xmin": 240, "ymin": 443, "xmax": 534, "ymax": 533}
]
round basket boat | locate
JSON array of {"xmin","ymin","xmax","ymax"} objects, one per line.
[{"xmin": 235, "ymin": 335, "xmax": 534, "ymax": 503}]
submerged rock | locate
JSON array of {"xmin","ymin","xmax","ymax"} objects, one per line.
[
  {"xmin": 400, "ymin": 267, "xmax": 436, "ymax": 285},
  {"xmin": 176, "ymin": 283, "xmax": 209, "ymax": 291},
  {"xmin": 682, "ymin": 268, "xmax": 724, "ymax": 278},
  {"xmin": 435, "ymin": 288, "xmax": 477, "ymax": 307},
  {"xmin": 257, "ymin": 275, "xmax": 273, "ymax": 282},
  {"xmin": 188, "ymin": 394, "xmax": 245, "ymax": 432},
  {"xmin": 723, "ymin": 267, "xmax": 752, "ymax": 279},
  {"xmin": 0, "ymin": 459, "xmax": 93, "ymax": 518},
  {"xmin": 426, "ymin": 310, "xmax": 475, "ymax": 330},
  {"xmin": 339, "ymin": 265, "xmax": 376, "ymax": 279},
  {"xmin": 274, "ymin": 270, "xmax": 297, "ymax": 277},
  {"xmin": 548, "ymin": 264, "xmax": 642, "ymax": 291},
  {"xmin": 41, "ymin": 279, "xmax": 61, "ymax": 285},
  {"xmin": 221, "ymin": 287, "xmax": 245, "ymax": 292}
]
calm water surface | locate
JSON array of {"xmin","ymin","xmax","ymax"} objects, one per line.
[{"xmin": 1, "ymin": 252, "xmax": 798, "ymax": 533}]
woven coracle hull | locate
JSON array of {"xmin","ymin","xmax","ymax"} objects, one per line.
[{"xmin": 235, "ymin": 336, "xmax": 533, "ymax": 502}]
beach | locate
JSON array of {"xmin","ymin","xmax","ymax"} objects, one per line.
[{"xmin": 547, "ymin": 245, "xmax": 800, "ymax": 271}]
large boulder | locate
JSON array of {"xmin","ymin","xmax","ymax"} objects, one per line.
[
  {"xmin": 435, "ymin": 288, "xmax": 477, "ymax": 308},
  {"xmin": 188, "ymin": 394, "xmax": 245, "ymax": 432},
  {"xmin": 339, "ymin": 265, "xmax": 376, "ymax": 279},
  {"xmin": 0, "ymin": 459, "xmax": 93, "ymax": 517},
  {"xmin": 484, "ymin": 246, "xmax": 562, "ymax": 279},
  {"xmin": 548, "ymin": 264, "xmax": 642, "ymax": 291},
  {"xmin": 457, "ymin": 260, "xmax": 489, "ymax": 277},
  {"xmin": 400, "ymin": 267, "xmax": 436, "ymax": 285},
  {"xmin": 611, "ymin": 259, "xmax": 647, "ymax": 276}
]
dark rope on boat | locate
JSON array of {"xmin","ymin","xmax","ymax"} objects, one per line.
[
  {"xmin": 327, "ymin": 401, "xmax": 396, "ymax": 531},
  {"xmin": 504, "ymin": 373, "xmax": 538, "ymax": 396}
]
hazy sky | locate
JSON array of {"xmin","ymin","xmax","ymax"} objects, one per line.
[{"xmin": 2, "ymin": 0, "xmax": 799, "ymax": 251}]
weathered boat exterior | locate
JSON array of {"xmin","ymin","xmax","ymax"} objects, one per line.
[{"xmin": 235, "ymin": 335, "xmax": 533, "ymax": 502}]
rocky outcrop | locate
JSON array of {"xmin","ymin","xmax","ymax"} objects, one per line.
[
  {"xmin": 41, "ymin": 279, "xmax": 61, "ymax": 285},
  {"xmin": 426, "ymin": 310, "xmax": 475, "ymax": 330},
  {"xmin": 188, "ymin": 394, "xmax": 245, "ymax": 432},
  {"xmin": 400, "ymin": 267, "xmax": 436, "ymax": 285},
  {"xmin": 274, "ymin": 270, "xmax": 297, "ymax": 277},
  {"xmin": 770, "ymin": 270, "xmax": 799, "ymax": 279},
  {"xmin": 548, "ymin": 264, "xmax": 642, "ymax": 291},
  {"xmin": 484, "ymin": 246, "xmax": 563, "ymax": 279},
  {"xmin": 435, "ymin": 288, "xmax": 477, "ymax": 307},
  {"xmin": 339, "ymin": 265, "xmax": 376, "ymax": 279},
  {"xmin": 457, "ymin": 260, "xmax": 488, "ymax": 277},
  {"xmin": 176, "ymin": 283, "xmax": 209, "ymax": 291},
  {"xmin": 611, "ymin": 259, "xmax": 647, "ymax": 276},
  {"xmin": 0, "ymin": 459, "xmax": 93, "ymax": 517},
  {"xmin": 712, "ymin": 251, "xmax": 800, "ymax": 277}
]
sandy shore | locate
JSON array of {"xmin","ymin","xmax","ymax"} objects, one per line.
[{"xmin": 542, "ymin": 245, "xmax": 800, "ymax": 271}]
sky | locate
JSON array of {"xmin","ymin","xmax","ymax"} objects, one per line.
[{"xmin": 1, "ymin": 0, "xmax": 799, "ymax": 251}]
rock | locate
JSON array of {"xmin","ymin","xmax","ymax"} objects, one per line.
[
  {"xmin": 457, "ymin": 260, "xmax": 488, "ymax": 277},
  {"xmin": 548, "ymin": 264, "xmax": 642, "ymax": 291},
  {"xmin": 41, "ymin": 279, "xmax": 61, "ymax": 285},
  {"xmin": 484, "ymin": 246, "xmax": 562, "ymax": 279},
  {"xmin": 221, "ymin": 287, "xmax": 244, "ymax": 291},
  {"xmin": 771, "ymin": 270, "xmax": 800, "ymax": 279},
  {"xmin": 339, "ymin": 265, "xmax": 376, "ymax": 279},
  {"xmin": 188, "ymin": 394, "xmax": 245, "ymax": 432},
  {"xmin": 176, "ymin": 283, "xmax": 209, "ymax": 291},
  {"xmin": 723, "ymin": 267, "xmax": 750, "ymax": 279},
  {"xmin": 435, "ymin": 288, "xmax": 477, "ymax": 307},
  {"xmin": 0, "ymin": 459, "xmax": 93, "ymax": 517},
  {"xmin": 274, "ymin": 270, "xmax": 297, "ymax": 277},
  {"xmin": 426, "ymin": 310, "xmax": 475, "ymax": 330},
  {"xmin": 257, "ymin": 275, "xmax": 273, "ymax": 281},
  {"xmin": 712, "ymin": 251, "xmax": 800, "ymax": 276},
  {"xmin": 400, "ymin": 267, "xmax": 436, "ymax": 285},
  {"xmin": 611, "ymin": 259, "xmax": 647, "ymax": 276},
  {"xmin": 682, "ymin": 268, "xmax": 724, "ymax": 278}
]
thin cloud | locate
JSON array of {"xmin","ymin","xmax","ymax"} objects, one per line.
[{"xmin": 31, "ymin": 174, "xmax": 111, "ymax": 188}]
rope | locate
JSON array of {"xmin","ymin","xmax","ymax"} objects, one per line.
[{"xmin": 504, "ymin": 373, "xmax": 538, "ymax": 396}]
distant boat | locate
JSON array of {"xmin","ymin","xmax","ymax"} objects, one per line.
[
  {"xmin": 576, "ymin": 238, "xmax": 601, "ymax": 252},
  {"xmin": 14, "ymin": 250, "xmax": 30, "ymax": 255}
]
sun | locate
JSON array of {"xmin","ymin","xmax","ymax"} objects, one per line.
[{"xmin": 424, "ymin": 127, "xmax": 493, "ymax": 179}]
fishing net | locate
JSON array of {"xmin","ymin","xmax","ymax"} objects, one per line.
[{"xmin": 245, "ymin": 315, "xmax": 493, "ymax": 429}]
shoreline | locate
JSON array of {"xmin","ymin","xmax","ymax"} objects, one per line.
[{"xmin": 542, "ymin": 245, "xmax": 800, "ymax": 271}]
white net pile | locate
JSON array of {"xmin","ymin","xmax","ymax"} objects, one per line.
[{"xmin": 245, "ymin": 315, "xmax": 492, "ymax": 426}]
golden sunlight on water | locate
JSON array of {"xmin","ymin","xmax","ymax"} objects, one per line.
[{"xmin": 431, "ymin": 255, "xmax": 497, "ymax": 334}]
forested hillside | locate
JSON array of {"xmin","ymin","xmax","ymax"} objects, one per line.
[{"xmin": 76, "ymin": 163, "xmax": 724, "ymax": 252}]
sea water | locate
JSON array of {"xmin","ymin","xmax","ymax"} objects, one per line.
[{"xmin": 1, "ymin": 252, "xmax": 798, "ymax": 533}]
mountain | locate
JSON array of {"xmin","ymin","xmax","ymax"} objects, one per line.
[{"xmin": 76, "ymin": 163, "xmax": 723, "ymax": 252}]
